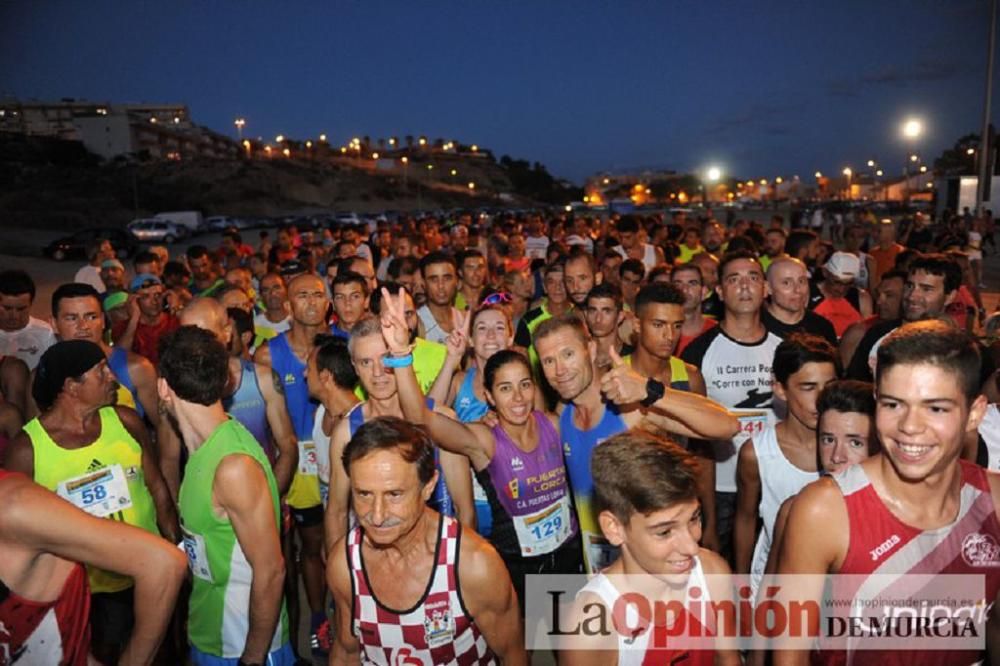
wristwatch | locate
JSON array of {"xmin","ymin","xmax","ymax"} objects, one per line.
[{"xmin": 640, "ymin": 378, "xmax": 665, "ymax": 408}]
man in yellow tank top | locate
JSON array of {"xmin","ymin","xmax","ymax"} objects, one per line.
[{"xmin": 3, "ymin": 340, "xmax": 178, "ymax": 665}]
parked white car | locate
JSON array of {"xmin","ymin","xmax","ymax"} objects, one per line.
[{"xmin": 128, "ymin": 219, "xmax": 187, "ymax": 243}]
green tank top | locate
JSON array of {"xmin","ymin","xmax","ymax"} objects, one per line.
[
  {"xmin": 178, "ymin": 418, "xmax": 289, "ymax": 658},
  {"xmin": 25, "ymin": 406, "xmax": 160, "ymax": 594}
]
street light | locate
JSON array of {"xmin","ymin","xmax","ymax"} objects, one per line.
[
  {"xmin": 902, "ymin": 118, "xmax": 923, "ymax": 140},
  {"xmin": 276, "ymin": 135, "xmax": 285, "ymax": 143},
  {"xmin": 234, "ymin": 118, "xmax": 245, "ymax": 139},
  {"xmin": 319, "ymin": 134, "xmax": 327, "ymax": 142},
  {"xmin": 910, "ymin": 154, "xmax": 919, "ymax": 163},
  {"xmin": 867, "ymin": 159, "xmax": 875, "ymax": 168},
  {"xmin": 843, "ymin": 167, "xmax": 853, "ymax": 200},
  {"xmin": 706, "ymin": 166, "xmax": 722, "ymax": 182},
  {"xmin": 815, "ymin": 171, "xmax": 823, "ymax": 179}
]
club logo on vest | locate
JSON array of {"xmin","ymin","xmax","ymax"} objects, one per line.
[
  {"xmin": 389, "ymin": 645, "xmax": 427, "ymax": 665},
  {"xmin": 962, "ymin": 533, "xmax": 1000, "ymax": 567},
  {"xmin": 869, "ymin": 534, "xmax": 901, "ymax": 561},
  {"xmin": 510, "ymin": 456, "xmax": 524, "ymax": 471},
  {"xmin": 423, "ymin": 600, "xmax": 455, "ymax": 649}
]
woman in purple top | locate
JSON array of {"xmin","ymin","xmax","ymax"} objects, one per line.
[{"xmin": 407, "ymin": 349, "xmax": 583, "ymax": 610}]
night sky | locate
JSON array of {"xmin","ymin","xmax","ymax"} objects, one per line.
[{"xmin": 2, "ymin": 1, "xmax": 996, "ymax": 184}]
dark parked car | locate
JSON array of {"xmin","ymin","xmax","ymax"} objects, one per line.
[{"xmin": 44, "ymin": 227, "xmax": 139, "ymax": 262}]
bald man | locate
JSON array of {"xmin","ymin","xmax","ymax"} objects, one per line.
[
  {"xmin": 156, "ymin": 298, "xmax": 297, "ymax": 499},
  {"xmin": 253, "ymin": 273, "xmax": 330, "ymax": 652},
  {"xmin": 762, "ymin": 257, "xmax": 837, "ymax": 346}
]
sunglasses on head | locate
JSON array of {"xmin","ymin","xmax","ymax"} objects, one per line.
[{"xmin": 480, "ymin": 292, "xmax": 512, "ymax": 307}]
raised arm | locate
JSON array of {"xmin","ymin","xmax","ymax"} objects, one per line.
[{"xmin": 381, "ymin": 287, "xmax": 493, "ymax": 469}]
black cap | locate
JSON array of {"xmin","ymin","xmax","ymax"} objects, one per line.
[{"xmin": 33, "ymin": 340, "xmax": 106, "ymax": 410}]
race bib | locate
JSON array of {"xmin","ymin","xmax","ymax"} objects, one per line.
[
  {"xmin": 57, "ymin": 464, "xmax": 132, "ymax": 518},
  {"xmin": 181, "ymin": 528, "xmax": 214, "ymax": 582},
  {"xmin": 471, "ymin": 471, "xmax": 488, "ymax": 503},
  {"xmin": 512, "ymin": 495, "xmax": 572, "ymax": 557},
  {"xmin": 735, "ymin": 410, "xmax": 769, "ymax": 444},
  {"xmin": 298, "ymin": 440, "xmax": 318, "ymax": 476}
]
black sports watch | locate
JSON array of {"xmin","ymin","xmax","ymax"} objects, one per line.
[{"xmin": 640, "ymin": 378, "xmax": 665, "ymax": 408}]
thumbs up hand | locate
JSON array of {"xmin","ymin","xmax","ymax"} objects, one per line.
[{"xmin": 599, "ymin": 347, "xmax": 650, "ymax": 405}]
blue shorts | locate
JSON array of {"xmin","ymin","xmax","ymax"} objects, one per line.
[{"xmin": 190, "ymin": 642, "xmax": 295, "ymax": 666}]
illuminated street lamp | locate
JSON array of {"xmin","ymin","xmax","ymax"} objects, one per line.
[
  {"xmin": 282, "ymin": 148, "xmax": 290, "ymax": 157},
  {"xmin": 372, "ymin": 152, "xmax": 379, "ymax": 159},
  {"xmin": 875, "ymin": 169, "xmax": 883, "ymax": 176},
  {"xmin": 276, "ymin": 134, "xmax": 285, "ymax": 143},
  {"xmin": 842, "ymin": 167, "xmax": 853, "ymax": 200},
  {"xmin": 867, "ymin": 159, "xmax": 875, "ymax": 168},
  {"xmin": 706, "ymin": 166, "xmax": 722, "ymax": 182},
  {"xmin": 814, "ymin": 171, "xmax": 822, "ymax": 179},
  {"xmin": 919, "ymin": 165, "xmax": 928, "ymax": 173},
  {"xmin": 901, "ymin": 118, "xmax": 923, "ymax": 140},
  {"xmin": 471, "ymin": 145, "xmax": 478, "ymax": 152},
  {"xmin": 468, "ymin": 182, "xmax": 476, "ymax": 190},
  {"xmin": 967, "ymin": 147, "xmax": 976, "ymax": 155},
  {"xmin": 910, "ymin": 154, "xmax": 919, "ymax": 163},
  {"xmin": 319, "ymin": 134, "xmax": 327, "ymax": 142},
  {"xmin": 775, "ymin": 177, "xmax": 783, "ymax": 184}
]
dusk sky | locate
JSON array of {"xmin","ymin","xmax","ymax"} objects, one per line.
[{"xmin": 2, "ymin": 1, "xmax": 996, "ymax": 184}]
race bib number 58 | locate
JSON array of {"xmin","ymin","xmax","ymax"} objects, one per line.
[{"xmin": 57, "ymin": 464, "xmax": 133, "ymax": 518}]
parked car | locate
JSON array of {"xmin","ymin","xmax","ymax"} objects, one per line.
[
  {"xmin": 128, "ymin": 219, "xmax": 187, "ymax": 243},
  {"xmin": 203, "ymin": 216, "xmax": 236, "ymax": 232},
  {"xmin": 154, "ymin": 210, "xmax": 203, "ymax": 234},
  {"xmin": 44, "ymin": 227, "xmax": 139, "ymax": 261}
]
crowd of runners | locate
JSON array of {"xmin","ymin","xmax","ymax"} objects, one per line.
[{"xmin": 1, "ymin": 205, "xmax": 999, "ymax": 665}]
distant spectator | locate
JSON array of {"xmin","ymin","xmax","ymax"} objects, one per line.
[
  {"xmin": 112, "ymin": 274, "xmax": 179, "ymax": 366},
  {"xmin": 132, "ymin": 250, "xmax": 161, "ymax": 279},
  {"xmin": 99, "ymin": 258, "xmax": 127, "ymax": 294},
  {"xmin": 186, "ymin": 245, "xmax": 224, "ymax": 297}
]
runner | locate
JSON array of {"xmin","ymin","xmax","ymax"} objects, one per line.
[
  {"xmin": 253, "ymin": 272, "xmax": 329, "ymax": 655},
  {"xmin": 3, "ymin": 339, "xmax": 178, "ymax": 664},
  {"xmin": 681, "ymin": 250, "xmax": 784, "ymax": 563},
  {"xmin": 326, "ymin": 416, "xmax": 527, "ymax": 664},
  {"xmin": 0, "ymin": 469, "xmax": 186, "ymax": 666},
  {"xmin": 323, "ymin": 313, "xmax": 475, "ymax": 551},
  {"xmin": 763, "ymin": 257, "xmax": 837, "ymax": 345},
  {"xmin": 562, "ymin": 430, "xmax": 739, "ymax": 666},
  {"xmin": 733, "ymin": 334, "xmax": 837, "ymax": 595},
  {"xmin": 397, "ymin": 340, "xmax": 583, "ymax": 609},
  {"xmin": 416, "ymin": 251, "xmax": 460, "ymax": 344},
  {"xmin": 534, "ymin": 314, "xmax": 739, "ymax": 572},
  {"xmin": 159, "ymin": 326, "xmax": 294, "ymax": 666},
  {"xmin": 775, "ymin": 321, "xmax": 999, "ymax": 665},
  {"xmin": 671, "ymin": 263, "xmax": 717, "ymax": 356},
  {"xmin": 177, "ymin": 297, "xmax": 298, "ymax": 496}
]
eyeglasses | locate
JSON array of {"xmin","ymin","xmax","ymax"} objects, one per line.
[{"xmin": 480, "ymin": 292, "xmax": 512, "ymax": 307}]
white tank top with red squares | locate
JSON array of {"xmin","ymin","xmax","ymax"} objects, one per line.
[{"xmin": 348, "ymin": 513, "xmax": 497, "ymax": 665}]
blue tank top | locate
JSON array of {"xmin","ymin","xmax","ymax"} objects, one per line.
[
  {"xmin": 347, "ymin": 399, "xmax": 455, "ymax": 518},
  {"xmin": 108, "ymin": 346, "xmax": 144, "ymax": 419},
  {"xmin": 268, "ymin": 332, "xmax": 316, "ymax": 441},
  {"xmin": 559, "ymin": 402, "xmax": 627, "ymax": 573},
  {"xmin": 223, "ymin": 359, "xmax": 273, "ymax": 461},
  {"xmin": 454, "ymin": 366, "xmax": 489, "ymax": 423}
]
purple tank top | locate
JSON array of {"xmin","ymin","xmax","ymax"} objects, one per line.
[{"xmin": 482, "ymin": 411, "xmax": 577, "ymax": 557}]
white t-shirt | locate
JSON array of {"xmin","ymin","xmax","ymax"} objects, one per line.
[
  {"xmin": 0, "ymin": 317, "xmax": 58, "ymax": 370},
  {"xmin": 74, "ymin": 264, "xmax": 106, "ymax": 292},
  {"xmin": 253, "ymin": 312, "xmax": 291, "ymax": 337},
  {"xmin": 525, "ymin": 234, "xmax": 550, "ymax": 260},
  {"xmin": 681, "ymin": 326, "xmax": 783, "ymax": 492}
]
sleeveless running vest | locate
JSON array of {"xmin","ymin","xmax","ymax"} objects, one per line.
[
  {"xmin": 477, "ymin": 411, "xmax": 577, "ymax": 558},
  {"xmin": 0, "ymin": 491, "xmax": 91, "ymax": 666},
  {"xmin": 560, "ymin": 402, "xmax": 628, "ymax": 574},
  {"xmin": 268, "ymin": 332, "xmax": 321, "ymax": 509},
  {"xmin": 454, "ymin": 366, "xmax": 489, "ymax": 423},
  {"xmin": 222, "ymin": 359, "xmax": 274, "ymax": 462},
  {"xmin": 814, "ymin": 461, "xmax": 1000, "ymax": 665},
  {"xmin": 178, "ymin": 418, "xmax": 289, "ymax": 658},
  {"xmin": 577, "ymin": 559, "xmax": 715, "ymax": 666},
  {"xmin": 25, "ymin": 407, "xmax": 160, "ymax": 594},
  {"xmin": 107, "ymin": 346, "xmax": 143, "ymax": 418},
  {"xmin": 622, "ymin": 355, "xmax": 691, "ymax": 392},
  {"xmin": 347, "ymin": 514, "xmax": 496, "ymax": 664},
  {"xmin": 749, "ymin": 427, "xmax": 819, "ymax": 596}
]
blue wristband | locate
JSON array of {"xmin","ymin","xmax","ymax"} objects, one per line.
[{"xmin": 383, "ymin": 353, "xmax": 413, "ymax": 368}]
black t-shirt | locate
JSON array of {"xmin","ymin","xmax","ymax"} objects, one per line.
[{"xmin": 761, "ymin": 307, "xmax": 838, "ymax": 347}]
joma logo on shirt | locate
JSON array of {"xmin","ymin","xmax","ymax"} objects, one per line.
[{"xmin": 870, "ymin": 534, "xmax": 901, "ymax": 561}]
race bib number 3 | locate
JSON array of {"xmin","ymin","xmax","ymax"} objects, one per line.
[
  {"xmin": 512, "ymin": 495, "xmax": 572, "ymax": 557},
  {"xmin": 57, "ymin": 464, "xmax": 133, "ymax": 518},
  {"xmin": 298, "ymin": 440, "xmax": 318, "ymax": 476}
]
